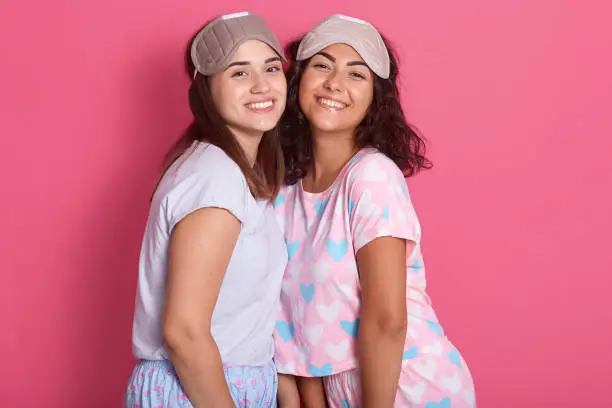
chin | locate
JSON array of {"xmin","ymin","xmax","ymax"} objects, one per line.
[
  {"xmin": 242, "ymin": 121, "xmax": 279, "ymax": 134},
  {"xmin": 309, "ymin": 118, "xmax": 344, "ymax": 133},
  {"xmin": 257, "ymin": 119, "xmax": 282, "ymax": 132},
  {"xmin": 254, "ymin": 111, "xmax": 284, "ymax": 131},
  {"xmin": 234, "ymin": 115, "xmax": 282, "ymax": 134}
]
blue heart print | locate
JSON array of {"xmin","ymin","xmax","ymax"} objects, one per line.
[
  {"xmin": 426, "ymin": 320, "xmax": 444, "ymax": 337},
  {"xmin": 425, "ymin": 397, "xmax": 450, "ymax": 408},
  {"xmin": 340, "ymin": 318, "xmax": 360, "ymax": 338},
  {"xmin": 274, "ymin": 193, "xmax": 286, "ymax": 208},
  {"xmin": 401, "ymin": 181, "xmax": 409, "ymax": 198},
  {"xmin": 315, "ymin": 198, "xmax": 329, "ymax": 218},
  {"xmin": 300, "ymin": 283, "xmax": 316, "ymax": 304},
  {"xmin": 348, "ymin": 199, "xmax": 355, "ymax": 216},
  {"xmin": 409, "ymin": 257, "xmax": 424, "ymax": 273},
  {"xmin": 382, "ymin": 203, "xmax": 390, "ymax": 220},
  {"xmin": 325, "ymin": 238, "xmax": 349, "ymax": 262},
  {"xmin": 308, "ymin": 363, "xmax": 333, "ymax": 376},
  {"xmin": 286, "ymin": 239, "xmax": 299, "ymax": 261},
  {"xmin": 402, "ymin": 346, "xmax": 419, "ymax": 360},
  {"xmin": 448, "ymin": 348, "xmax": 463, "ymax": 368},
  {"xmin": 275, "ymin": 320, "xmax": 295, "ymax": 342}
]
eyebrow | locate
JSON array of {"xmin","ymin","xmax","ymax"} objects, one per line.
[
  {"xmin": 316, "ymin": 51, "xmax": 336, "ymax": 62},
  {"xmin": 225, "ymin": 56, "xmax": 281, "ymax": 69},
  {"xmin": 315, "ymin": 51, "xmax": 368, "ymax": 68}
]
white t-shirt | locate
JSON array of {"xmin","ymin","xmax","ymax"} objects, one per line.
[{"xmin": 131, "ymin": 141, "xmax": 287, "ymax": 366}]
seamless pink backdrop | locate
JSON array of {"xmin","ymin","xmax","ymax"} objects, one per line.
[{"xmin": 1, "ymin": 1, "xmax": 611, "ymax": 407}]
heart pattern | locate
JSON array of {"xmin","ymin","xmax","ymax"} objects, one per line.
[
  {"xmin": 414, "ymin": 359, "xmax": 437, "ymax": 381},
  {"xmin": 448, "ymin": 348, "xmax": 463, "ymax": 368},
  {"xmin": 400, "ymin": 382, "xmax": 427, "ymax": 404},
  {"xmin": 275, "ymin": 320, "xmax": 294, "ymax": 342},
  {"xmin": 274, "ymin": 193, "xmax": 286, "ymax": 208},
  {"xmin": 325, "ymin": 238, "xmax": 349, "ymax": 262},
  {"xmin": 441, "ymin": 372, "xmax": 462, "ymax": 394},
  {"xmin": 304, "ymin": 324, "xmax": 323, "ymax": 345},
  {"xmin": 316, "ymin": 301, "xmax": 340, "ymax": 323},
  {"xmin": 426, "ymin": 321, "xmax": 444, "ymax": 337},
  {"xmin": 286, "ymin": 239, "xmax": 299, "ymax": 261},
  {"xmin": 315, "ymin": 198, "xmax": 330, "ymax": 218},
  {"xmin": 325, "ymin": 339, "xmax": 351, "ymax": 361},
  {"xmin": 425, "ymin": 397, "xmax": 450, "ymax": 408},
  {"xmin": 307, "ymin": 363, "xmax": 333, "ymax": 377},
  {"xmin": 312, "ymin": 261, "xmax": 330, "ymax": 283},
  {"xmin": 340, "ymin": 318, "xmax": 360, "ymax": 338},
  {"xmin": 403, "ymin": 346, "xmax": 420, "ymax": 360},
  {"xmin": 271, "ymin": 152, "xmax": 473, "ymax": 407},
  {"xmin": 300, "ymin": 283, "xmax": 315, "ymax": 304},
  {"xmin": 382, "ymin": 203, "xmax": 390, "ymax": 220}
]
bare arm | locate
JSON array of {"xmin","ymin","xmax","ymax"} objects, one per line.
[
  {"xmin": 356, "ymin": 237, "xmax": 412, "ymax": 408},
  {"xmin": 162, "ymin": 207, "xmax": 240, "ymax": 408}
]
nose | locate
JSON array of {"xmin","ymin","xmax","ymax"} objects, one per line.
[
  {"xmin": 250, "ymin": 71, "xmax": 271, "ymax": 94},
  {"xmin": 323, "ymin": 70, "xmax": 343, "ymax": 93}
]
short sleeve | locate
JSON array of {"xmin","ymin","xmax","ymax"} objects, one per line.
[
  {"xmin": 164, "ymin": 153, "xmax": 252, "ymax": 233},
  {"xmin": 348, "ymin": 153, "xmax": 421, "ymax": 254}
]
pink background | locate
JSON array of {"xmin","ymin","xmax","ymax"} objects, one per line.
[{"xmin": 1, "ymin": 0, "xmax": 611, "ymax": 406}]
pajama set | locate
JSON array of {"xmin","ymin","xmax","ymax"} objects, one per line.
[
  {"xmin": 124, "ymin": 142, "xmax": 287, "ymax": 407},
  {"xmin": 273, "ymin": 148, "xmax": 476, "ymax": 407}
]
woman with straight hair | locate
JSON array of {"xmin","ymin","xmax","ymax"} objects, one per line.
[{"xmin": 124, "ymin": 11, "xmax": 288, "ymax": 408}]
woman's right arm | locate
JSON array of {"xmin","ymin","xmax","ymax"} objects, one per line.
[{"xmin": 162, "ymin": 206, "xmax": 241, "ymax": 408}]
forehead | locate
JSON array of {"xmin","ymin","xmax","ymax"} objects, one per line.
[
  {"xmin": 316, "ymin": 43, "xmax": 365, "ymax": 62},
  {"xmin": 230, "ymin": 39, "xmax": 279, "ymax": 61}
]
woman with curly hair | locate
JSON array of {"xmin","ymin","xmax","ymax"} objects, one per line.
[{"xmin": 274, "ymin": 14, "xmax": 476, "ymax": 408}]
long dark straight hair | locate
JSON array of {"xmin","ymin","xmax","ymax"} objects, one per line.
[{"xmin": 154, "ymin": 26, "xmax": 284, "ymax": 202}]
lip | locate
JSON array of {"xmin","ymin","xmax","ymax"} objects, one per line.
[
  {"xmin": 315, "ymin": 95, "xmax": 349, "ymax": 111},
  {"xmin": 245, "ymin": 97, "xmax": 276, "ymax": 105},
  {"xmin": 245, "ymin": 98, "xmax": 276, "ymax": 113},
  {"xmin": 315, "ymin": 95, "xmax": 348, "ymax": 105}
]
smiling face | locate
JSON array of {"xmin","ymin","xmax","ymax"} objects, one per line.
[
  {"xmin": 209, "ymin": 40, "xmax": 287, "ymax": 138},
  {"xmin": 298, "ymin": 43, "xmax": 374, "ymax": 135}
]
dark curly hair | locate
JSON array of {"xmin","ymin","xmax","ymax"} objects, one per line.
[{"xmin": 280, "ymin": 35, "xmax": 432, "ymax": 185}]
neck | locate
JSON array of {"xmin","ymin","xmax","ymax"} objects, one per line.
[
  {"xmin": 230, "ymin": 127, "xmax": 264, "ymax": 167},
  {"xmin": 306, "ymin": 129, "xmax": 358, "ymax": 192}
]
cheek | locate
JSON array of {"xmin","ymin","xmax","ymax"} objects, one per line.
[
  {"xmin": 213, "ymin": 92, "xmax": 234, "ymax": 117},
  {"xmin": 355, "ymin": 87, "xmax": 374, "ymax": 115},
  {"xmin": 298, "ymin": 71, "xmax": 320, "ymax": 97},
  {"xmin": 221, "ymin": 85, "xmax": 250, "ymax": 112},
  {"xmin": 275, "ymin": 77, "xmax": 288, "ymax": 99}
]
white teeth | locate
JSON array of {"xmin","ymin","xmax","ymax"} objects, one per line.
[
  {"xmin": 247, "ymin": 101, "xmax": 273, "ymax": 109},
  {"xmin": 318, "ymin": 98, "xmax": 346, "ymax": 109}
]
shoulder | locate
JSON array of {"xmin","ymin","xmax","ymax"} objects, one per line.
[
  {"xmin": 344, "ymin": 149, "xmax": 406, "ymax": 191},
  {"xmin": 161, "ymin": 142, "xmax": 255, "ymax": 230},
  {"xmin": 277, "ymin": 182, "xmax": 298, "ymax": 199},
  {"xmin": 181, "ymin": 142, "xmax": 246, "ymax": 183},
  {"xmin": 272, "ymin": 183, "xmax": 298, "ymax": 215},
  {"xmin": 162, "ymin": 141, "xmax": 249, "ymax": 198}
]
